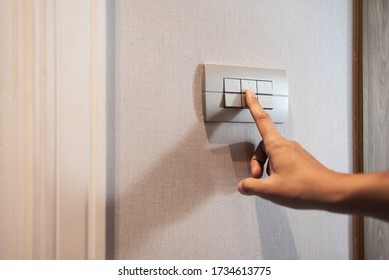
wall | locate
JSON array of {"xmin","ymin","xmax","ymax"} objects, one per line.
[
  {"xmin": 114, "ymin": 0, "xmax": 353, "ymax": 259},
  {"xmin": 363, "ymin": 0, "xmax": 389, "ymax": 259}
]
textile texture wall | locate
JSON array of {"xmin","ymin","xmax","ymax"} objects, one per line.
[{"xmin": 113, "ymin": 0, "xmax": 352, "ymax": 259}]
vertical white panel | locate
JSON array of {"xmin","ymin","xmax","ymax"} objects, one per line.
[
  {"xmin": 55, "ymin": 0, "xmax": 106, "ymax": 260},
  {"xmin": 30, "ymin": 0, "xmax": 57, "ymax": 260},
  {"xmin": 0, "ymin": 0, "xmax": 106, "ymax": 260},
  {"xmin": 87, "ymin": 0, "xmax": 107, "ymax": 260},
  {"xmin": 55, "ymin": 0, "xmax": 89, "ymax": 259},
  {"xmin": 0, "ymin": 0, "xmax": 36, "ymax": 259},
  {"xmin": 0, "ymin": 0, "xmax": 14, "ymax": 259}
]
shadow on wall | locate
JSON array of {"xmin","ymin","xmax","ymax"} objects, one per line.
[
  {"xmin": 255, "ymin": 198, "xmax": 299, "ymax": 259},
  {"xmin": 110, "ymin": 64, "xmax": 298, "ymax": 259},
  {"xmin": 116, "ymin": 124, "xmax": 247, "ymax": 259},
  {"xmin": 112, "ymin": 65, "xmax": 247, "ymax": 258}
]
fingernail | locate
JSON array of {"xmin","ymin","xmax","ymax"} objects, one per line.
[{"xmin": 247, "ymin": 89, "xmax": 256, "ymax": 98}]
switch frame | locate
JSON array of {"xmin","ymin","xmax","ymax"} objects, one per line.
[{"xmin": 203, "ymin": 64, "xmax": 289, "ymax": 123}]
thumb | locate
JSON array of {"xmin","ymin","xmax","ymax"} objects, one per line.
[{"xmin": 237, "ymin": 177, "xmax": 271, "ymax": 196}]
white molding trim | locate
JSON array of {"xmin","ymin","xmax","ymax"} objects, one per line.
[{"xmin": 0, "ymin": 0, "xmax": 106, "ymax": 260}]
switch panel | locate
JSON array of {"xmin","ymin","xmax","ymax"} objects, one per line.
[{"xmin": 203, "ymin": 64, "xmax": 288, "ymax": 123}]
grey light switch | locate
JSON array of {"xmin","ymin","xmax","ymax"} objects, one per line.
[
  {"xmin": 224, "ymin": 78, "xmax": 241, "ymax": 92},
  {"xmin": 258, "ymin": 95, "xmax": 274, "ymax": 109},
  {"xmin": 203, "ymin": 64, "xmax": 289, "ymax": 123},
  {"xmin": 225, "ymin": 93, "xmax": 242, "ymax": 107},
  {"xmin": 241, "ymin": 79, "xmax": 257, "ymax": 93},
  {"xmin": 257, "ymin": 80, "xmax": 273, "ymax": 94}
]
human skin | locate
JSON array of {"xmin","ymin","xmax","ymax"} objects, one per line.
[{"xmin": 237, "ymin": 90, "xmax": 389, "ymax": 222}]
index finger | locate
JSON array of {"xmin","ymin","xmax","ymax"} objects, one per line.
[{"xmin": 245, "ymin": 90, "xmax": 282, "ymax": 143}]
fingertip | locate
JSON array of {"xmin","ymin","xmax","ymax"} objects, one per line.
[
  {"xmin": 245, "ymin": 89, "xmax": 259, "ymax": 106},
  {"xmin": 250, "ymin": 161, "xmax": 263, "ymax": 178},
  {"xmin": 237, "ymin": 177, "xmax": 272, "ymax": 197},
  {"xmin": 246, "ymin": 89, "xmax": 256, "ymax": 97},
  {"xmin": 237, "ymin": 178, "xmax": 260, "ymax": 196},
  {"xmin": 237, "ymin": 179, "xmax": 248, "ymax": 195}
]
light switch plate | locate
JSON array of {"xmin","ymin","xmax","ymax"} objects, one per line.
[{"xmin": 202, "ymin": 64, "xmax": 289, "ymax": 123}]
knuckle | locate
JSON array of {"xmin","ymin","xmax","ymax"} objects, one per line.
[
  {"xmin": 265, "ymin": 137, "xmax": 284, "ymax": 150},
  {"xmin": 288, "ymin": 140, "xmax": 301, "ymax": 149}
]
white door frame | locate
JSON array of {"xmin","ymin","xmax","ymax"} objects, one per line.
[{"xmin": 0, "ymin": 0, "xmax": 106, "ymax": 259}]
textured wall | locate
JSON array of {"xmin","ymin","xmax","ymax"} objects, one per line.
[{"xmin": 114, "ymin": 0, "xmax": 353, "ymax": 259}]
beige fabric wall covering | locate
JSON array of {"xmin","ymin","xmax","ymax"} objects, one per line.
[{"xmin": 113, "ymin": 0, "xmax": 353, "ymax": 259}]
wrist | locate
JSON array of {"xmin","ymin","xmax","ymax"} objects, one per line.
[
  {"xmin": 330, "ymin": 172, "xmax": 389, "ymax": 219},
  {"xmin": 319, "ymin": 172, "xmax": 357, "ymax": 214}
]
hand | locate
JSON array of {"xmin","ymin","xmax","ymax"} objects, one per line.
[
  {"xmin": 237, "ymin": 90, "xmax": 344, "ymax": 210},
  {"xmin": 238, "ymin": 90, "xmax": 389, "ymax": 221}
]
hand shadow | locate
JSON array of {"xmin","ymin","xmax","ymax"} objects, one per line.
[{"xmin": 109, "ymin": 65, "xmax": 256, "ymax": 259}]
